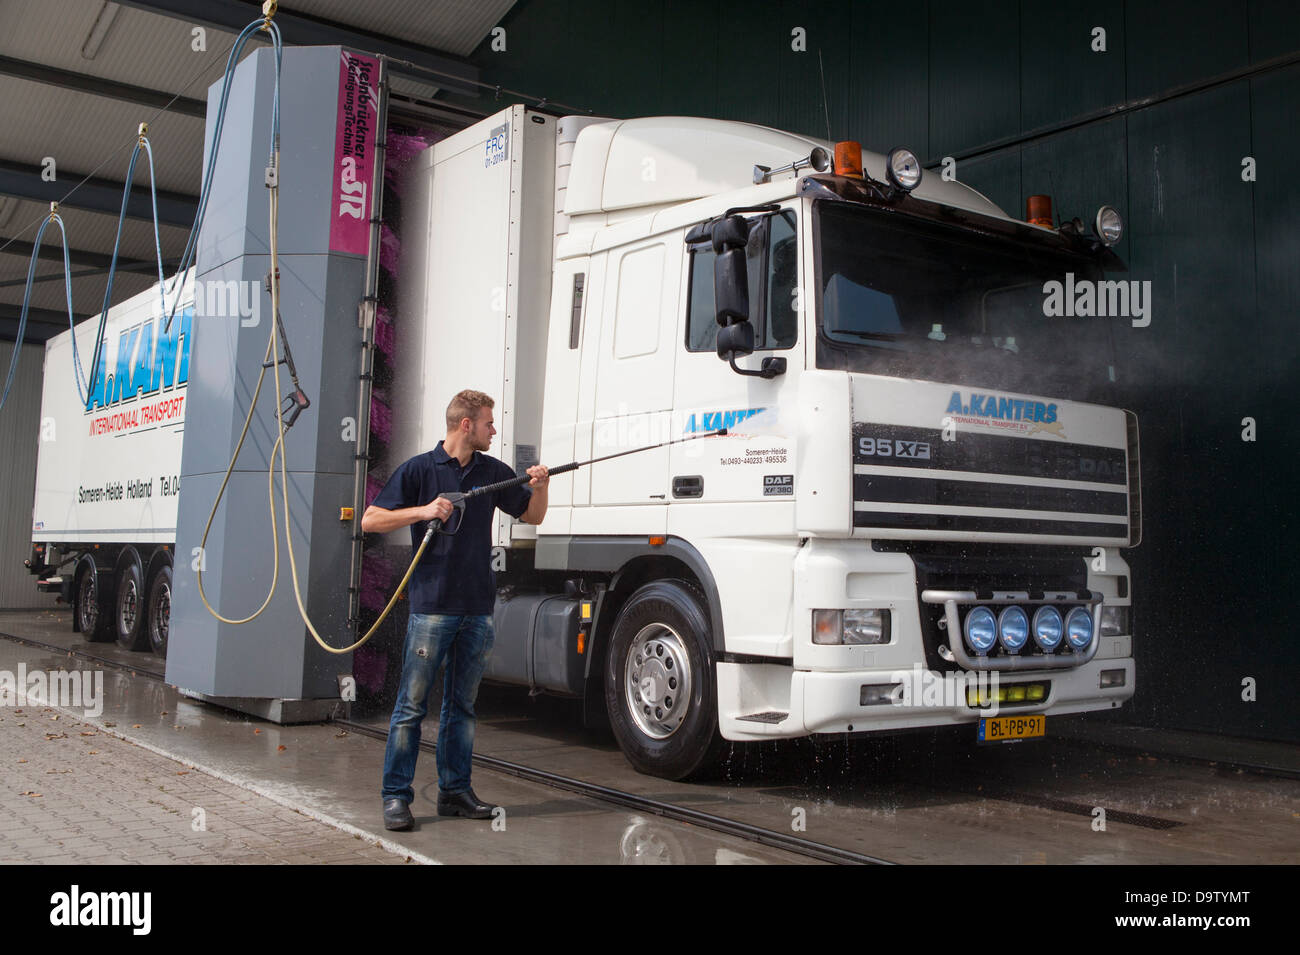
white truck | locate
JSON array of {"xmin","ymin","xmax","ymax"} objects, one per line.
[
  {"xmin": 29, "ymin": 104, "xmax": 1138, "ymax": 781},
  {"xmin": 394, "ymin": 108, "xmax": 1138, "ymax": 780}
]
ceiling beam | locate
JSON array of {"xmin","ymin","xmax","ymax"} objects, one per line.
[
  {"xmin": 0, "ymin": 54, "xmax": 206, "ymax": 118},
  {"xmin": 116, "ymin": 0, "xmax": 480, "ymax": 93},
  {"xmin": 1, "ymin": 237, "xmax": 168, "ymax": 274},
  {"xmin": 0, "ymin": 304, "xmax": 89, "ymax": 339},
  {"xmin": 0, "ymin": 159, "xmax": 197, "ymax": 229},
  {"xmin": 0, "ymin": 258, "xmax": 181, "ymax": 291}
]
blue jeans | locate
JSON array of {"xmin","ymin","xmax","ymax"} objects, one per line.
[{"xmin": 381, "ymin": 613, "xmax": 494, "ymax": 804}]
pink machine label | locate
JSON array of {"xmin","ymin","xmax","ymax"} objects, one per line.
[{"xmin": 330, "ymin": 50, "xmax": 380, "ymax": 255}]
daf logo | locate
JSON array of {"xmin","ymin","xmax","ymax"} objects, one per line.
[{"xmin": 763, "ymin": 474, "xmax": 793, "ymax": 496}]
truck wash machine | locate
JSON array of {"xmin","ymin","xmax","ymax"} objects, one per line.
[{"xmin": 166, "ymin": 46, "xmax": 383, "ymax": 721}]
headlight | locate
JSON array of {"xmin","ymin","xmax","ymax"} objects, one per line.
[
  {"xmin": 1094, "ymin": 205, "xmax": 1123, "ymax": 245},
  {"xmin": 1032, "ymin": 606, "xmax": 1064, "ymax": 651},
  {"xmin": 885, "ymin": 147, "xmax": 922, "ymax": 191},
  {"xmin": 964, "ymin": 606, "xmax": 997, "ymax": 655},
  {"xmin": 1100, "ymin": 605, "xmax": 1129, "ymax": 636},
  {"xmin": 844, "ymin": 609, "xmax": 889, "ymax": 645},
  {"xmin": 813, "ymin": 609, "xmax": 890, "ymax": 645},
  {"xmin": 997, "ymin": 606, "xmax": 1029, "ymax": 653},
  {"xmin": 1065, "ymin": 606, "xmax": 1094, "ymax": 650}
]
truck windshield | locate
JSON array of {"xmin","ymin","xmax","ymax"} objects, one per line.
[{"xmin": 814, "ymin": 201, "xmax": 1120, "ymax": 403}]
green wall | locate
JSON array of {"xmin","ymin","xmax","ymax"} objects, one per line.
[{"xmin": 467, "ymin": 0, "xmax": 1300, "ymax": 743}]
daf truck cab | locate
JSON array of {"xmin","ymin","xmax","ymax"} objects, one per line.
[{"xmin": 511, "ymin": 116, "xmax": 1137, "ymax": 779}]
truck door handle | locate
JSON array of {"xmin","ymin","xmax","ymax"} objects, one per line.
[{"xmin": 672, "ymin": 475, "xmax": 703, "ymax": 498}]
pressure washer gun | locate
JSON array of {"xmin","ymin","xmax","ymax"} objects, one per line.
[
  {"xmin": 419, "ymin": 428, "xmax": 730, "ymax": 546},
  {"xmin": 263, "ymin": 267, "xmax": 312, "ymax": 429}
]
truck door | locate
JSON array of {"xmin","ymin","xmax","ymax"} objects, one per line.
[
  {"xmin": 669, "ymin": 210, "xmax": 800, "ymax": 514},
  {"xmin": 579, "ymin": 238, "xmax": 679, "ymax": 532}
]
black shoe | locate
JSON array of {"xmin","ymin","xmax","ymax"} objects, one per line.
[
  {"xmin": 383, "ymin": 798, "xmax": 414, "ymax": 831},
  {"xmin": 437, "ymin": 788, "xmax": 497, "ymax": 819}
]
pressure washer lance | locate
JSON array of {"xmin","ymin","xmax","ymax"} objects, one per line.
[
  {"xmin": 423, "ymin": 427, "xmax": 729, "ymax": 545},
  {"xmin": 346, "ymin": 427, "xmax": 731, "ymax": 654}
]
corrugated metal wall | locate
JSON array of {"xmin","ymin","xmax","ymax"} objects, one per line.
[
  {"xmin": 472, "ymin": 0, "xmax": 1300, "ymax": 743},
  {"xmin": 0, "ymin": 342, "xmax": 47, "ymax": 608}
]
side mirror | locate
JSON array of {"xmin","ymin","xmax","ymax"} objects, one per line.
[
  {"xmin": 712, "ymin": 215, "xmax": 749, "ymax": 325},
  {"xmin": 711, "ymin": 213, "xmax": 786, "ymax": 380},
  {"xmin": 716, "ymin": 321, "xmax": 753, "ymax": 359}
]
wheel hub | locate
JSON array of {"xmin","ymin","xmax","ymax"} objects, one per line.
[
  {"xmin": 625, "ymin": 624, "xmax": 692, "ymax": 740},
  {"xmin": 80, "ymin": 575, "xmax": 97, "ymax": 630},
  {"xmin": 121, "ymin": 581, "xmax": 137, "ymax": 629}
]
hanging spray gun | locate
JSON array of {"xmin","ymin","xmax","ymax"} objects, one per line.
[{"xmin": 263, "ymin": 267, "xmax": 311, "ymax": 429}]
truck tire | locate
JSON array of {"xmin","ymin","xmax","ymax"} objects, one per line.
[
  {"xmin": 75, "ymin": 563, "xmax": 113, "ymax": 643},
  {"xmin": 604, "ymin": 579, "xmax": 724, "ymax": 780},
  {"xmin": 114, "ymin": 561, "xmax": 148, "ymax": 651},
  {"xmin": 146, "ymin": 565, "xmax": 173, "ymax": 657}
]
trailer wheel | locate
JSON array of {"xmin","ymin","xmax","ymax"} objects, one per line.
[
  {"xmin": 146, "ymin": 565, "xmax": 172, "ymax": 657},
  {"xmin": 604, "ymin": 580, "xmax": 724, "ymax": 780},
  {"xmin": 75, "ymin": 564, "xmax": 112, "ymax": 642},
  {"xmin": 114, "ymin": 561, "xmax": 148, "ymax": 651}
]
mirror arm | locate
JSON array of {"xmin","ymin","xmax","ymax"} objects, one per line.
[{"xmin": 727, "ymin": 354, "xmax": 787, "ymax": 379}]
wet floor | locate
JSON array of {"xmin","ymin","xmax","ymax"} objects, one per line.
[
  {"xmin": 4, "ymin": 609, "xmax": 1298, "ymax": 864},
  {"xmin": 0, "ymin": 614, "xmax": 812, "ymax": 864}
]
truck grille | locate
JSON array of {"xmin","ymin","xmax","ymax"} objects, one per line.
[{"xmin": 852, "ymin": 422, "xmax": 1130, "ymax": 541}]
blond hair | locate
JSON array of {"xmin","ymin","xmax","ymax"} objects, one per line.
[{"xmin": 445, "ymin": 389, "xmax": 494, "ymax": 432}]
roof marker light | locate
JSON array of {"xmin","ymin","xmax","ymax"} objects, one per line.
[
  {"xmin": 1026, "ymin": 194, "xmax": 1053, "ymax": 228},
  {"xmin": 834, "ymin": 141, "xmax": 863, "ymax": 178}
]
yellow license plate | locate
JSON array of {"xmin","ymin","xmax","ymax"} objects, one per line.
[{"xmin": 978, "ymin": 714, "xmax": 1045, "ymax": 743}]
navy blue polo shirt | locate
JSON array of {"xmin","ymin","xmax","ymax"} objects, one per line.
[{"xmin": 372, "ymin": 441, "xmax": 532, "ymax": 615}]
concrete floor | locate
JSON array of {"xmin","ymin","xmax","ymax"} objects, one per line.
[
  {"xmin": 0, "ymin": 613, "xmax": 811, "ymax": 864},
  {"xmin": 3, "ymin": 608, "xmax": 1298, "ymax": 864}
]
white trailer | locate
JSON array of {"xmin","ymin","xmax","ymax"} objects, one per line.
[{"xmin": 28, "ymin": 273, "xmax": 195, "ymax": 654}]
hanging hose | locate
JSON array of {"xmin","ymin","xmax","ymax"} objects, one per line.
[
  {"xmin": 191, "ymin": 10, "xmax": 288, "ymax": 626},
  {"xmin": 163, "ymin": 13, "xmax": 282, "ymax": 334},
  {"xmin": 83, "ymin": 130, "xmax": 170, "ymax": 406},
  {"xmin": 0, "ymin": 207, "xmax": 88, "ymax": 412}
]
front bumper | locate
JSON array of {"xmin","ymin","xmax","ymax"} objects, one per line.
[{"xmin": 717, "ymin": 656, "xmax": 1134, "ymax": 741}]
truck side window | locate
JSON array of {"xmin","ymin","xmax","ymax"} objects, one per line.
[
  {"xmin": 685, "ymin": 211, "xmax": 798, "ymax": 353},
  {"xmin": 764, "ymin": 211, "xmax": 798, "ymax": 349},
  {"xmin": 686, "ymin": 247, "xmax": 717, "ymax": 352}
]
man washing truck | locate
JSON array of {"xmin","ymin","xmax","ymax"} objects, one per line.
[{"xmin": 364, "ymin": 390, "xmax": 548, "ymax": 831}]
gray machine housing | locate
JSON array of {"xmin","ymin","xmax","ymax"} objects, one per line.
[{"xmin": 166, "ymin": 46, "xmax": 377, "ymax": 721}]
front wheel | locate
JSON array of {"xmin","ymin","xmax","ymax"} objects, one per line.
[{"xmin": 604, "ymin": 580, "xmax": 724, "ymax": 780}]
